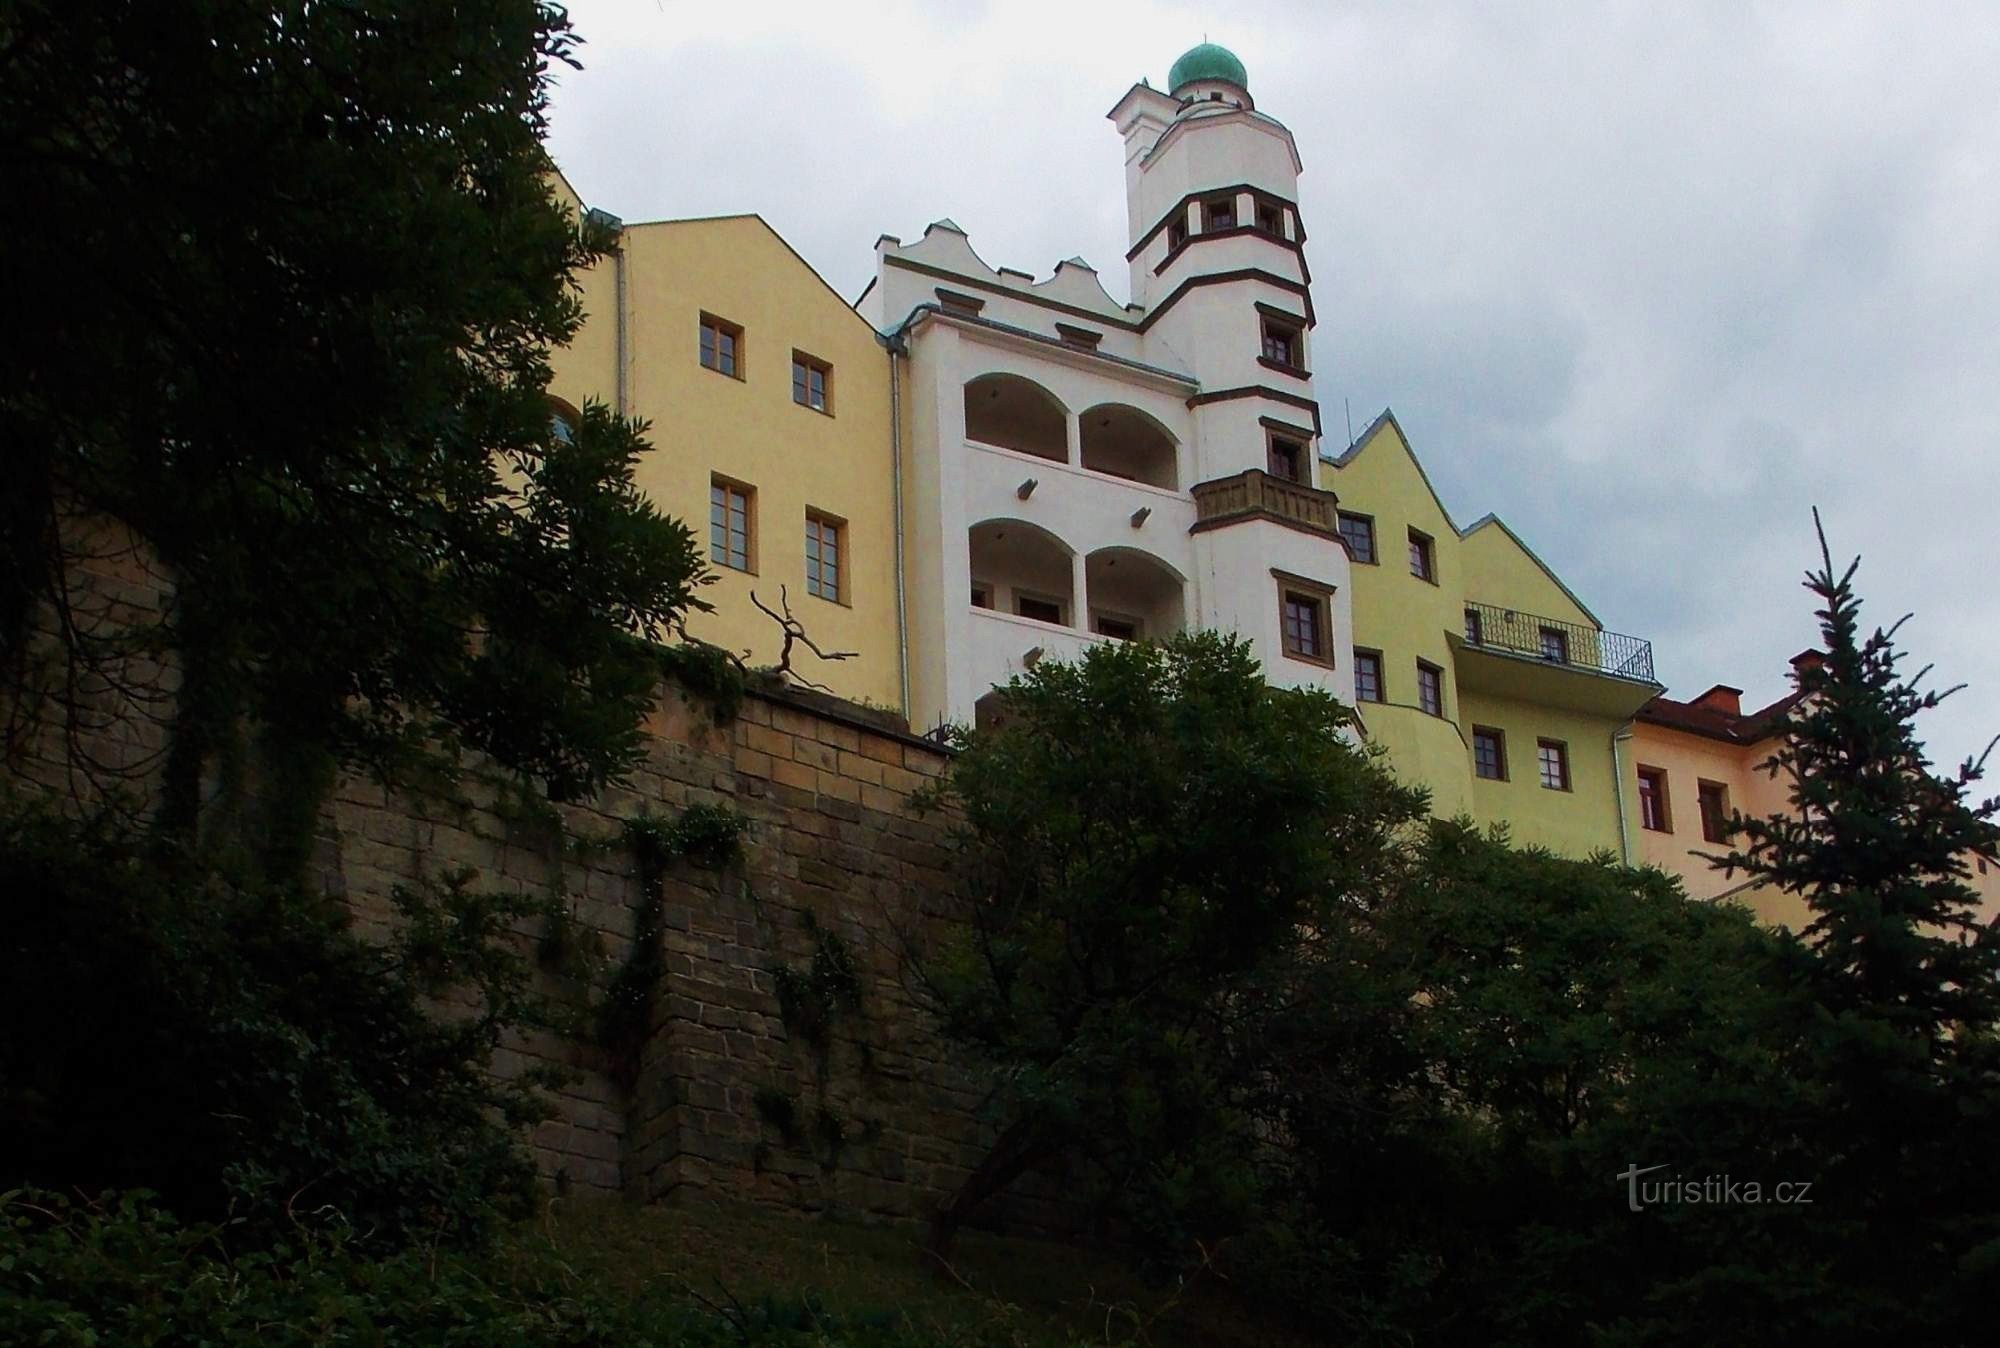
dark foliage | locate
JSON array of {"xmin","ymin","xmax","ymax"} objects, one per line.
[
  {"xmin": 1, "ymin": 0, "xmax": 707, "ymax": 819},
  {"xmin": 0, "ymin": 799, "xmax": 557, "ymax": 1250},
  {"xmin": 916, "ymin": 632, "xmax": 1427, "ymax": 1255},
  {"xmin": 0, "ymin": 1190, "xmax": 995, "ymax": 1347}
]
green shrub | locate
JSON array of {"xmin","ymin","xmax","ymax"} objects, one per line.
[{"xmin": 0, "ymin": 1190, "xmax": 1082, "ymax": 1347}]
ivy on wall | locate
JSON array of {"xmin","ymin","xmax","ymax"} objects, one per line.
[
  {"xmin": 596, "ymin": 804, "xmax": 748, "ymax": 1094},
  {"xmin": 755, "ymin": 910, "xmax": 875, "ymax": 1176}
]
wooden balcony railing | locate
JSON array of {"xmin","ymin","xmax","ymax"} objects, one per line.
[{"xmin": 1189, "ymin": 468, "xmax": 1340, "ymax": 539}]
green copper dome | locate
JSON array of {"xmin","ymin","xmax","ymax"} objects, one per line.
[{"xmin": 1168, "ymin": 42, "xmax": 1247, "ymax": 94}]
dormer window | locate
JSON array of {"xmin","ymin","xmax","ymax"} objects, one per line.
[
  {"xmin": 1202, "ymin": 195, "xmax": 1237, "ymax": 231},
  {"xmin": 936, "ymin": 287, "xmax": 985, "ymax": 317}
]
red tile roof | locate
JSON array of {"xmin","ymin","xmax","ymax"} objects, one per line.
[{"xmin": 1635, "ymin": 688, "xmax": 1805, "ymax": 745}]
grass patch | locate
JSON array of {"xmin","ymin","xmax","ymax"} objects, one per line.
[{"xmin": 534, "ymin": 1195, "xmax": 1318, "ymax": 1347}]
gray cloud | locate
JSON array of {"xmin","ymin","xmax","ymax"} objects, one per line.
[{"xmin": 548, "ymin": 0, "xmax": 2000, "ymax": 769}]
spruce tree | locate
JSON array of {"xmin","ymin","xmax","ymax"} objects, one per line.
[
  {"xmin": 1725, "ymin": 516, "xmax": 2000, "ymax": 1033},
  {"xmin": 1719, "ymin": 514, "xmax": 2000, "ymax": 1341}
]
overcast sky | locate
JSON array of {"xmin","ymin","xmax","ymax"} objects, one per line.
[{"xmin": 546, "ymin": 0, "xmax": 2000, "ymax": 771}]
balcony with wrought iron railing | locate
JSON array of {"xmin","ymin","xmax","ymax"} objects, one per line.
[
  {"xmin": 1454, "ymin": 601, "xmax": 1659, "ymax": 715},
  {"xmin": 1189, "ymin": 468, "xmax": 1340, "ymax": 540}
]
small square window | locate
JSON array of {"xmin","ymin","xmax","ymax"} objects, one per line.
[
  {"xmin": 937, "ymin": 288, "xmax": 985, "ymax": 317},
  {"xmin": 1281, "ymin": 589, "xmax": 1331, "ymax": 665},
  {"xmin": 1416, "ymin": 661, "xmax": 1444, "ymax": 717},
  {"xmin": 1698, "ymin": 781, "xmax": 1731, "ymax": 843},
  {"xmin": 1473, "ymin": 727, "xmax": 1506, "ymax": 781},
  {"xmin": 1408, "ymin": 529, "xmax": 1436, "ymax": 583},
  {"xmin": 1093, "ymin": 614, "xmax": 1138, "ymax": 641},
  {"xmin": 1016, "ymin": 594, "xmax": 1063, "ymax": 625},
  {"xmin": 970, "ymin": 582, "xmax": 993, "ymax": 609},
  {"xmin": 1638, "ymin": 766, "xmax": 1672, "ymax": 832},
  {"xmin": 1338, "ymin": 512, "xmax": 1376, "ymax": 564},
  {"xmin": 805, "ymin": 511, "xmax": 843, "ymax": 602},
  {"xmin": 1261, "ymin": 316, "xmax": 1301, "ymax": 369},
  {"xmin": 792, "ymin": 352, "xmax": 832, "ymax": 414},
  {"xmin": 1538, "ymin": 739, "xmax": 1571, "ymax": 792},
  {"xmin": 1203, "ymin": 195, "xmax": 1237, "ymax": 231},
  {"xmin": 1267, "ymin": 434, "xmax": 1305, "ymax": 483},
  {"xmin": 1539, "ymin": 625, "xmax": 1570, "ymax": 663},
  {"xmin": 709, "ymin": 478, "xmax": 753, "ymax": 572},
  {"xmin": 1255, "ymin": 200, "xmax": 1284, "ymax": 236},
  {"xmin": 699, "ymin": 313, "xmax": 743, "ymax": 378},
  {"xmin": 1353, "ymin": 650, "xmax": 1384, "ymax": 703}
]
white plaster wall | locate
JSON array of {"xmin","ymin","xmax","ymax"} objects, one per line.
[
  {"xmin": 1128, "ymin": 115, "xmax": 1300, "ymax": 266},
  {"xmin": 952, "ymin": 609, "xmax": 1105, "ymax": 721},
  {"xmin": 1145, "ymin": 281, "xmax": 1312, "ymax": 396},
  {"xmin": 1192, "ymin": 518, "xmax": 1354, "ymax": 702},
  {"xmin": 963, "ymin": 443, "xmax": 1193, "ymax": 559}
]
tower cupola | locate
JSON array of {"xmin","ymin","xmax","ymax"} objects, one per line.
[
  {"xmin": 1167, "ymin": 42, "xmax": 1248, "ymax": 96},
  {"xmin": 1167, "ymin": 42, "xmax": 1253, "ymax": 111}
]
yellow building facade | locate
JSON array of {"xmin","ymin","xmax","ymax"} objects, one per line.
[
  {"xmin": 1325, "ymin": 411, "xmax": 1661, "ymax": 858},
  {"xmin": 1629, "ymin": 663, "xmax": 2000, "ymax": 923},
  {"xmin": 548, "ymin": 175, "xmax": 904, "ymax": 711}
]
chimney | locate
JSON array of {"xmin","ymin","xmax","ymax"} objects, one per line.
[
  {"xmin": 1789, "ymin": 649, "xmax": 1826, "ymax": 674},
  {"xmin": 1692, "ymin": 684, "xmax": 1743, "ymax": 716}
]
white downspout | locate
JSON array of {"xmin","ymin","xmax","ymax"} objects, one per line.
[
  {"xmin": 887, "ymin": 335, "xmax": 910, "ymax": 720},
  {"xmin": 614, "ymin": 234, "xmax": 630, "ymax": 417},
  {"xmin": 1611, "ymin": 720, "xmax": 1636, "ymax": 864}
]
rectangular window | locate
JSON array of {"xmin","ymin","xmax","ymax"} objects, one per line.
[
  {"xmin": 1261, "ymin": 316, "xmax": 1300, "ymax": 368},
  {"xmin": 1638, "ymin": 766, "xmax": 1672, "ymax": 832},
  {"xmin": 1464, "ymin": 607, "xmax": 1484, "ymax": 645},
  {"xmin": 1167, "ymin": 214, "xmax": 1189, "ymax": 251},
  {"xmin": 1203, "ymin": 195, "xmax": 1237, "ymax": 231},
  {"xmin": 709, "ymin": 478, "xmax": 752, "ymax": 572},
  {"xmin": 1472, "ymin": 727, "xmax": 1507, "ymax": 781},
  {"xmin": 1338, "ymin": 512, "xmax": 1376, "ymax": 564},
  {"xmin": 1538, "ymin": 739, "xmax": 1571, "ymax": 792},
  {"xmin": 1408, "ymin": 529, "xmax": 1436, "ymax": 583},
  {"xmin": 1539, "ymin": 625, "xmax": 1570, "ymax": 663},
  {"xmin": 1093, "ymin": 614, "xmax": 1138, "ymax": 641},
  {"xmin": 1281, "ymin": 589, "xmax": 1330, "ymax": 664},
  {"xmin": 791, "ymin": 352, "xmax": 831, "ymax": 413},
  {"xmin": 1266, "ymin": 434, "xmax": 1305, "ymax": 483},
  {"xmin": 1255, "ymin": 199, "xmax": 1284, "ymax": 236},
  {"xmin": 970, "ymin": 582, "xmax": 993, "ymax": 609},
  {"xmin": 698, "ymin": 313, "xmax": 742, "ymax": 378},
  {"xmin": 1416, "ymin": 661, "xmax": 1443, "ymax": 717},
  {"xmin": 1698, "ymin": 781, "xmax": 1731, "ymax": 844},
  {"xmin": 804, "ymin": 511, "xmax": 842, "ymax": 601},
  {"xmin": 1016, "ymin": 594, "xmax": 1063, "ymax": 625},
  {"xmin": 1353, "ymin": 649, "xmax": 1383, "ymax": 703}
]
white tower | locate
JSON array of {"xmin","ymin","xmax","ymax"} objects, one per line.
[{"xmin": 1108, "ymin": 45, "xmax": 1351, "ymax": 701}]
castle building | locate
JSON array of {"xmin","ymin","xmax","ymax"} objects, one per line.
[
  {"xmin": 553, "ymin": 43, "xmax": 1666, "ymax": 860},
  {"xmin": 546, "ymin": 184, "xmax": 905, "ymax": 710},
  {"xmin": 856, "ymin": 43, "xmax": 1353, "ymax": 730}
]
